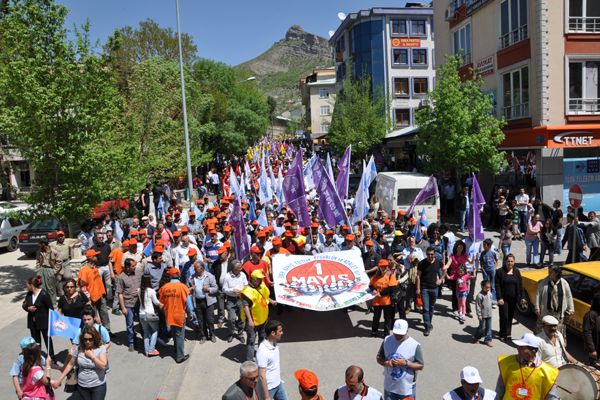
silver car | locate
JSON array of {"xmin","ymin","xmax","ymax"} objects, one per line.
[{"xmin": 0, "ymin": 215, "xmax": 29, "ymax": 252}]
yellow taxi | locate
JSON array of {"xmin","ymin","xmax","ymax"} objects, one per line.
[{"xmin": 519, "ymin": 262, "xmax": 600, "ymax": 333}]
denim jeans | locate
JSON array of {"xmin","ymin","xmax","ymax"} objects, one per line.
[
  {"xmin": 519, "ymin": 211, "xmax": 528, "ymax": 234},
  {"xmin": 268, "ymin": 383, "xmax": 289, "ymax": 400},
  {"xmin": 525, "ymin": 237, "xmax": 540, "ymax": 265},
  {"xmin": 421, "ymin": 288, "xmax": 438, "ymax": 330},
  {"xmin": 475, "ymin": 316, "xmax": 492, "ymax": 342},
  {"xmin": 481, "ymin": 269, "xmax": 496, "ymax": 301},
  {"xmin": 172, "ymin": 325, "xmax": 186, "ymax": 362},
  {"xmin": 540, "ymin": 241, "xmax": 554, "ymax": 265},
  {"xmin": 459, "ymin": 210, "xmax": 468, "ymax": 231},
  {"xmin": 124, "ymin": 306, "xmax": 135, "ymax": 346},
  {"xmin": 501, "ymin": 244, "xmax": 511, "ymax": 258},
  {"xmin": 140, "ymin": 315, "xmax": 159, "ymax": 355},
  {"xmin": 554, "ymin": 228, "xmax": 564, "ymax": 255},
  {"xmin": 77, "ymin": 382, "xmax": 107, "ymax": 400},
  {"xmin": 384, "ymin": 388, "xmax": 416, "ymax": 400}
]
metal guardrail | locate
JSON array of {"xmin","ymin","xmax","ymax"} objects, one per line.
[
  {"xmin": 499, "ymin": 25, "xmax": 528, "ymax": 50},
  {"xmin": 503, "ymin": 102, "xmax": 529, "ymax": 120},
  {"xmin": 569, "ymin": 98, "xmax": 600, "ymax": 113},
  {"xmin": 569, "ymin": 17, "xmax": 600, "ymax": 33}
]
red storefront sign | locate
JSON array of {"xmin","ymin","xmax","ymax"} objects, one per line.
[{"xmin": 391, "ymin": 38, "xmax": 421, "ymax": 48}]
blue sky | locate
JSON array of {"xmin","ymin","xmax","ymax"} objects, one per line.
[{"xmin": 58, "ymin": 0, "xmax": 411, "ymax": 66}]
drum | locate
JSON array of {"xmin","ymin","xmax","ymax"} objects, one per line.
[{"xmin": 556, "ymin": 363, "xmax": 600, "ymax": 399}]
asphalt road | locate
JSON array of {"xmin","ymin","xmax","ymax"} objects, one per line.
[{"xmin": 0, "ymin": 230, "xmax": 588, "ymax": 400}]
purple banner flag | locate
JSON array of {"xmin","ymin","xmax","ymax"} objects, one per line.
[
  {"xmin": 311, "ymin": 157, "xmax": 347, "ymax": 228},
  {"xmin": 335, "ymin": 145, "xmax": 351, "ymax": 200},
  {"xmin": 468, "ymin": 173, "xmax": 486, "ymax": 242},
  {"xmin": 230, "ymin": 198, "xmax": 250, "ymax": 261},
  {"xmin": 406, "ymin": 175, "xmax": 439, "ymax": 217},
  {"xmin": 283, "ymin": 150, "xmax": 311, "ymax": 228}
]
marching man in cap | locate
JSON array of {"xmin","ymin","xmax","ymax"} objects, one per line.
[
  {"xmin": 295, "ymin": 369, "xmax": 324, "ymax": 400},
  {"xmin": 442, "ymin": 366, "xmax": 496, "ymax": 400},
  {"xmin": 496, "ymin": 332, "xmax": 560, "ymax": 399},
  {"xmin": 241, "ymin": 269, "xmax": 276, "ymax": 362},
  {"xmin": 536, "ymin": 315, "xmax": 578, "ymax": 368}
]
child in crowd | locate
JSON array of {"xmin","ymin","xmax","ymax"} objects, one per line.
[
  {"xmin": 511, "ymin": 199, "xmax": 521, "ymax": 239},
  {"xmin": 446, "ymin": 264, "xmax": 473, "ymax": 324},
  {"xmin": 474, "ymin": 280, "xmax": 494, "ymax": 347},
  {"xmin": 479, "ymin": 238, "xmax": 499, "ymax": 305}
]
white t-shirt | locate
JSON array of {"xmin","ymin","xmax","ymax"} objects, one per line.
[
  {"xmin": 334, "ymin": 384, "xmax": 383, "ymax": 400},
  {"xmin": 516, "ymin": 193, "xmax": 529, "ymax": 212},
  {"xmin": 256, "ymin": 340, "xmax": 281, "ymax": 390}
]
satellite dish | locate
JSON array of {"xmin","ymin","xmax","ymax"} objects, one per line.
[
  {"xmin": 337, "ymin": 12, "xmax": 346, "ymax": 21},
  {"xmin": 328, "ymin": 30, "xmax": 335, "ymax": 38}
]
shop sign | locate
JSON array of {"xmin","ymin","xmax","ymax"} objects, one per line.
[
  {"xmin": 475, "ymin": 56, "xmax": 494, "ymax": 77},
  {"xmin": 391, "ymin": 38, "xmax": 421, "ymax": 48},
  {"xmin": 553, "ymin": 131, "xmax": 596, "ymax": 147}
]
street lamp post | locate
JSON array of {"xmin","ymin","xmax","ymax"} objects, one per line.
[{"xmin": 175, "ymin": 0, "xmax": 194, "ymax": 203}]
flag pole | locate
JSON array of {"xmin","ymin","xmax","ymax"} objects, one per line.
[{"xmin": 47, "ymin": 309, "xmax": 52, "ymax": 362}]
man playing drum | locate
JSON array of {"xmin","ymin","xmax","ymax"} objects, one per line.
[{"xmin": 537, "ymin": 315, "xmax": 578, "ymax": 368}]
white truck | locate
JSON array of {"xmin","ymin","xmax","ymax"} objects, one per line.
[{"xmin": 375, "ymin": 172, "xmax": 440, "ymax": 222}]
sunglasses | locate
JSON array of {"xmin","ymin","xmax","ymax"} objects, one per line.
[{"xmin": 83, "ymin": 337, "xmax": 94, "ymax": 342}]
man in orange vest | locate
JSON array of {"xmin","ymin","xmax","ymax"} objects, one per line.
[
  {"xmin": 159, "ymin": 268, "xmax": 194, "ymax": 363},
  {"xmin": 78, "ymin": 249, "xmax": 110, "ymax": 333},
  {"xmin": 496, "ymin": 332, "xmax": 559, "ymax": 399}
]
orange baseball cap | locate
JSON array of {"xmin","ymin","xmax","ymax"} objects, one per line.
[
  {"xmin": 345, "ymin": 234, "xmax": 355, "ymax": 241},
  {"xmin": 129, "ymin": 238, "xmax": 138, "ymax": 245},
  {"xmin": 342, "ymin": 225, "xmax": 349, "ymax": 231},
  {"xmin": 272, "ymin": 237, "xmax": 282, "ymax": 246},
  {"xmin": 139, "ymin": 229, "xmax": 147, "ymax": 234},
  {"xmin": 284, "ymin": 222, "xmax": 292, "ymax": 228},
  {"xmin": 284, "ymin": 231, "xmax": 293, "ymax": 237},
  {"xmin": 174, "ymin": 210, "xmax": 181, "ymax": 215},
  {"xmin": 217, "ymin": 246, "xmax": 227, "ymax": 254},
  {"xmin": 122, "ymin": 240, "xmax": 130, "ymax": 247},
  {"xmin": 57, "ymin": 231, "xmax": 65, "ymax": 236},
  {"xmin": 251, "ymin": 246, "xmax": 262, "ymax": 253},
  {"xmin": 154, "ymin": 246, "xmax": 164, "ymax": 253},
  {"xmin": 378, "ymin": 259, "xmax": 389, "ymax": 267},
  {"xmin": 223, "ymin": 225, "xmax": 232, "ymax": 232},
  {"xmin": 86, "ymin": 249, "xmax": 100, "ymax": 258},
  {"xmin": 173, "ymin": 231, "xmax": 181, "ymax": 237},
  {"xmin": 181, "ymin": 226, "xmax": 189, "ymax": 233},
  {"xmin": 208, "ymin": 228, "xmax": 217, "ymax": 234},
  {"xmin": 223, "ymin": 241, "xmax": 231, "ymax": 249},
  {"xmin": 365, "ymin": 240, "xmax": 374, "ymax": 247},
  {"xmin": 257, "ymin": 231, "xmax": 266, "ymax": 238},
  {"xmin": 384, "ymin": 218, "xmax": 391, "ymax": 224},
  {"xmin": 189, "ymin": 211, "xmax": 196, "ymax": 216},
  {"xmin": 310, "ymin": 222, "xmax": 318, "ymax": 228},
  {"xmin": 217, "ymin": 212, "xmax": 226, "ymax": 219},
  {"xmin": 130, "ymin": 230, "xmax": 138, "ymax": 236},
  {"xmin": 294, "ymin": 369, "xmax": 319, "ymax": 391},
  {"xmin": 167, "ymin": 267, "xmax": 179, "ymax": 276},
  {"xmin": 326, "ymin": 230, "xmax": 334, "ymax": 235},
  {"xmin": 187, "ymin": 248, "xmax": 198, "ymax": 256}
]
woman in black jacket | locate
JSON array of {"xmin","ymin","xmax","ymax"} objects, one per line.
[
  {"xmin": 22, "ymin": 276, "xmax": 55, "ymax": 358},
  {"xmin": 495, "ymin": 254, "xmax": 527, "ymax": 341}
]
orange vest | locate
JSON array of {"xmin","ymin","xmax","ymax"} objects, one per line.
[{"xmin": 370, "ymin": 272, "xmax": 398, "ymax": 307}]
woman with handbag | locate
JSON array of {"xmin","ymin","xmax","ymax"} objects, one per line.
[
  {"xmin": 139, "ymin": 275, "xmax": 163, "ymax": 357},
  {"xmin": 495, "ymin": 254, "xmax": 527, "ymax": 341},
  {"xmin": 22, "ymin": 276, "xmax": 55, "ymax": 360}
]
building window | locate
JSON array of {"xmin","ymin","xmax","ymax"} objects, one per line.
[
  {"xmin": 568, "ymin": 61, "xmax": 600, "ymax": 113},
  {"xmin": 412, "ymin": 49, "xmax": 428, "ymax": 66},
  {"xmin": 319, "ymin": 88, "xmax": 329, "ymax": 98},
  {"xmin": 569, "ymin": 0, "xmax": 600, "ymax": 32},
  {"xmin": 453, "ymin": 24, "xmax": 472, "ymax": 66},
  {"xmin": 395, "ymin": 109, "xmax": 411, "ymax": 128},
  {"xmin": 393, "ymin": 78, "xmax": 410, "ymax": 97},
  {"xmin": 320, "ymin": 124, "xmax": 330, "ymax": 133},
  {"xmin": 410, "ymin": 19, "xmax": 427, "ymax": 36},
  {"xmin": 391, "ymin": 18, "xmax": 407, "ymax": 35},
  {"xmin": 392, "ymin": 49, "xmax": 409, "ymax": 66},
  {"xmin": 413, "ymin": 78, "xmax": 428, "ymax": 96},
  {"xmin": 502, "ymin": 66, "xmax": 529, "ymax": 120},
  {"xmin": 499, "ymin": 0, "xmax": 528, "ymax": 49},
  {"xmin": 320, "ymin": 106, "xmax": 330, "ymax": 116}
]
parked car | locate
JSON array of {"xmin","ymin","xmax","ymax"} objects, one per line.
[
  {"xmin": 519, "ymin": 262, "xmax": 600, "ymax": 333},
  {"xmin": 0, "ymin": 215, "xmax": 29, "ymax": 252},
  {"xmin": 18, "ymin": 218, "xmax": 63, "ymax": 257}
]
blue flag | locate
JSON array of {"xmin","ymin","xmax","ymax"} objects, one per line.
[
  {"xmin": 48, "ymin": 310, "xmax": 81, "ymax": 340},
  {"xmin": 412, "ymin": 208, "xmax": 427, "ymax": 243},
  {"xmin": 143, "ymin": 240, "xmax": 155, "ymax": 257},
  {"xmin": 249, "ymin": 196, "xmax": 257, "ymax": 221},
  {"xmin": 257, "ymin": 209, "xmax": 269, "ymax": 228}
]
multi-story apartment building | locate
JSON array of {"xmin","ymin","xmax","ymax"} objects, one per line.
[
  {"xmin": 300, "ymin": 67, "xmax": 336, "ymax": 146},
  {"xmin": 329, "ymin": 4, "xmax": 435, "ymax": 162},
  {"xmin": 434, "ymin": 0, "xmax": 600, "ymax": 210}
]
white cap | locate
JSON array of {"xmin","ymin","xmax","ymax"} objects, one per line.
[
  {"xmin": 141, "ymin": 216, "xmax": 149, "ymax": 220},
  {"xmin": 392, "ymin": 319, "xmax": 408, "ymax": 335},
  {"xmin": 513, "ymin": 332, "xmax": 541, "ymax": 348},
  {"xmin": 460, "ymin": 366, "xmax": 483, "ymax": 384},
  {"xmin": 541, "ymin": 315, "xmax": 559, "ymax": 325},
  {"xmin": 277, "ymin": 214, "xmax": 285, "ymax": 219}
]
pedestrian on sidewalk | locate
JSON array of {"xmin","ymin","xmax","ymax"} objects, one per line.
[
  {"xmin": 562, "ymin": 212, "xmax": 587, "ymax": 263},
  {"xmin": 473, "ymin": 280, "xmax": 493, "ymax": 347},
  {"xmin": 525, "ymin": 214, "xmax": 543, "ymax": 266},
  {"xmin": 222, "ymin": 361, "xmax": 267, "ymax": 400},
  {"xmin": 479, "ymin": 239, "xmax": 499, "ymax": 303},
  {"xmin": 116, "ymin": 258, "xmax": 143, "ymax": 352},
  {"xmin": 499, "ymin": 220, "xmax": 513, "ymax": 258},
  {"xmin": 256, "ymin": 320, "xmax": 288, "ymax": 400},
  {"xmin": 139, "ymin": 274, "xmax": 162, "ymax": 357},
  {"xmin": 22, "ymin": 276, "xmax": 55, "ymax": 360},
  {"xmin": 158, "ymin": 268, "xmax": 193, "ymax": 363},
  {"xmin": 580, "ymin": 211, "xmax": 600, "ymax": 261},
  {"xmin": 35, "ymin": 240, "xmax": 61, "ymax": 307},
  {"xmin": 540, "ymin": 219, "xmax": 557, "ymax": 266},
  {"xmin": 495, "ymin": 254, "xmax": 526, "ymax": 342},
  {"xmin": 295, "ymin": 369, "xmax": 324, "ymax": 400},
  {"xmin": 535, "ymin": 266, "xmax": 574, "ymax": 338}
]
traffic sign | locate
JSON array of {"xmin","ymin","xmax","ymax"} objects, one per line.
[{"xmin": 569, "ymin": 184, "xmax": 583, "ymax": 208}]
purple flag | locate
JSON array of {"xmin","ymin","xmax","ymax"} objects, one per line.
[
  {"xmin": 335, "ymin": 145, "xmax": 351, "ymax": 200},
  {"xmin": 468, "ymin": 173, "xmax": 486, "ymax": 242},
  {"xmin": 311, "ymin": 157, "xmax": 347, "ymax": 228},
  {"xmin": 230, "ymin": 199, "xmax": 250, "ymax": 260},
  {"xmin": 283, "ymin": 150, "xmax": 311, "ymax": 228},
  {"xmin": 406, "ymin": 175, "xmax": 439, "ymax": 217}
]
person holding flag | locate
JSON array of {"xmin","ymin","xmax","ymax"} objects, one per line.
[{"xmin": 23, "ymin": 276, "xmax": 55, "ymax": 360}]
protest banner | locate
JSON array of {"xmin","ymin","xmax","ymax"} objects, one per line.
[{"xmin": 272, "ymin": 251, "xmax": 374, "ymax": 311}]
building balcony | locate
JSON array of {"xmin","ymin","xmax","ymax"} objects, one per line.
[
  {"xmin": 499, "ymin": 25, "xmax": 528, "ymax": 50},
  {"xmin": 569, "ymin": 98, "xmax": 600, "ymax": 114},
  {"xmin": 569, "ymin": 17, "xmax": 600, "ymax": 33},
  {"xmin": 503, "ymin": 102, "xmax": 529, "ymax": 120}
]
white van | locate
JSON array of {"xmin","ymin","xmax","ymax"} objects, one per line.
[{"xmin": 375, "ymin": 172, "xmax": 440, "ymax": 222}]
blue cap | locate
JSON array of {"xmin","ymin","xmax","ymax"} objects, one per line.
[{"xmin": 19, "ymin": 336, "xmax": 37, "ymax": 349}]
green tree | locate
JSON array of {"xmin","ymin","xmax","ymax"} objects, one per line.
[
  {"xmin": 329, "ymin": 75, "xmax": 389, "ymax": 158},
  {"xmin": 0, "ymin": 0, "xmax": 124, "ymax": 222},
  {"xmin": 415, "ymin": 55, "xmax": 506, "ymax": 175},
  {"xmin": 120, "ymin": 57, "xmax": 214, "ymax": 183}
]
